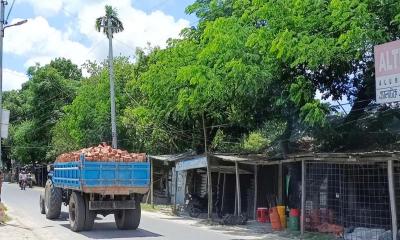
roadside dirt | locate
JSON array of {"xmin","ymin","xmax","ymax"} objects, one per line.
[
  {"xmin": 0, "ymin": 203, "xmax": 38, "ymax": 240},
  {"xmin": 141, "ymin": 210, "xmax": 293, "ymax": 240}
]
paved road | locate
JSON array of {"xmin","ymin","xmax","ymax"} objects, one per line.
[{"xmin": 1, "ymin": 183, "xmax": 244, "ymax": 240}]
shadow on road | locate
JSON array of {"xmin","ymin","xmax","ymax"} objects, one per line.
[
  {"xmin": 60, "ymin": 222, "xmax": 162, "ymax": 239},
  {"xmin": 51, "ymin": 212, "xmax": 69, "ymax": 221}
]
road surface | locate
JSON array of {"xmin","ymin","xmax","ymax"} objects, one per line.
[{"xmin": 2, "ymin": 183, "xmax": 252, "ymax": 240}]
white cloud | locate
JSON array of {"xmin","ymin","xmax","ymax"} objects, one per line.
[
  {"xmin": 71, "ymin": 0, "xmax": 190, "ymax": 61},
  {"xmin": 10, "ymin": 0, "xmax": 190, "ymax": 69},
  {"xmin": 20, "ymin": 0, "xmax": 63, "ymax": 17},
  {"xmin": 75, "ymin": 0, "xmax": 189, "ymax": 50},
  {"xmin": 3, "ymin": 69, "xmax": 28, "ymax": 91},
  {"xmin": 5, "ymin": 17, "xmax": 93, "ymax": 68}
]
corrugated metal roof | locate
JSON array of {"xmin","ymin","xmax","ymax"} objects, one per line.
[
  {"xmin": 148, "ymin": 151, "xmax": 200, "ymax": 162},
  {"xmin": 212, "ymin": 151, "xmax": 400, "ymax": 165}
]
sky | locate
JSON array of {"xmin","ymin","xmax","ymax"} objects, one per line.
[{"xmin": 2, "ymin": 0, "xmax": 197, "ymax": 91}]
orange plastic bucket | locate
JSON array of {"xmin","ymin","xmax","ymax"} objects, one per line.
[
  {"xmin": 269, "ymin": 207, "xmax": 282, "ymax": 231},
  {"xmin": 277, "ymin": 205, "xmax": 286, "ymax": 228}
]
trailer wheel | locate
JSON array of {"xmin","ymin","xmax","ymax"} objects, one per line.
[
  {"xmin": 114, "ymin": 200, "xmax": 141, "ymax": 230},
  {"xmin": 45, "ymin": 179, "xmax": 62, "ymax": 219},
  {"xmin": 40, "ymin": 192, "xmax": 46, "ymax": 214},
  {"xmin": 83, "ymin": 196, "xmax": 96, "ymax": 231},
  {"xmin": 69, "ymin": 192, "xmax": 86, "ymax": 232}
]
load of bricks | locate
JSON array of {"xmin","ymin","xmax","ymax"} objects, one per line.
[{"xmin": 55, "ymin": 143, "xmax": 146, "ymax": 163}]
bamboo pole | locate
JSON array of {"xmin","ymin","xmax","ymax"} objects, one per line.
[
  {"xmin": 221, "ymin": 173, "xmax": 226, "ymax": 214},
  {"xmin": 301, "ymin": 160, "xmax": 306, "ymax": 236},
  {"xmin": 174, "ymin": 168, "xmax": 178, "ymax": 214},
  {"xmin": 254, "ymin": 165, "xmax": 258, "ymax": 220},
  {"xmin": 207, "ymin": 157, "xmax": 212, "ymax": 219},
  {"xmin": 203, "ymin": 113, "xmax": 212, "ymax": 219},
  {"xmin": 217, "ymin": 172, "xmax": 221, "ymax": 215},
  {"xmin": 151, "ymin": 158, "xmax": 154, "ymax": 208},
  {"xmin": 235, "ymin": 161, "xmax": 241, "ymax": 215},
  {"xmin": 278, "ymin": 162, "xmax": 283, "ymax": 204}
]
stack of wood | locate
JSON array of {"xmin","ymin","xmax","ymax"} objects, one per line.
[{"xmin": 55, "ymin": 143, "xmax": 146, "ymax": 163}]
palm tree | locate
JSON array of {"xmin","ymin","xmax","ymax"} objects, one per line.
[
  {"xmin": 95, "ymin": 5, "xmax": 124, "ymax": 148},
  {"xmin": 95, "ymin": 5, "xmax": 124, "ymax": 38}
]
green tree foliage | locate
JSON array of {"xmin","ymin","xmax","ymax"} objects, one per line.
[
  {"xmin": 4, "ymin": 1, "xmax": 400, "ymax": 167},
  {"xmin": 8, "ymin": 121, "xmax": 38, "ymax": 163},
  {"xmin": 4, "ymin": 58, "xmax": 81, "ymax": 164},
  {"xmin": 51, "ymin": 57, "xmax": 135, "ymax": 156},
  {"xmin": 246, "ymin": 0, "xmax": 399, "ymax": 118}
]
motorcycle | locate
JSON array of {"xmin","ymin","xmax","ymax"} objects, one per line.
[
  {"xmin": 185, "ymin": 193, "xmax": 208, "ymax": 218},
  {"xmin": 19, "ymin": 179, "xmax": 27, "ymax": 190},
  {"xmin": 27, "ymin": 174, "xmax": 33, "ymax": 188}
]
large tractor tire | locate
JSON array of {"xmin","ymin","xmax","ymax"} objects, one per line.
[
  {"xmin": 114, "ymin": 200, "xmax": 141, "ymax": 230},
  {"xmin": 45, "ymin": 179, "xmax": 62, "ymax": 219},
  {"xmin": 69, "ymin": 192, "xmax": 86, "ymax": 232},
  {"xmin": 83, "ymin": 196, "xmax": 96, "ymax": 231},
  {"xmin": 40, "ymin": 192, "xmax": 46, "ymax": 214}
]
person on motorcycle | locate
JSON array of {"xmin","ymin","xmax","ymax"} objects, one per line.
[
  {"xmin": 19, "ymin": 170, "xmax": 27, "ymax": 189},
  {"xmin": 18, "ymin": 170, "xmax": 23, "ymax": 185}
]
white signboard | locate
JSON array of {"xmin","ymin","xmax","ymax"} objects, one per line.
[
  {"xmin": 374, "ymin": 40, "xmax": 400, "ymax": 104},
  {"xmin": 1, "ymin": 109, "xmax": 10, "ymax": 138},
  {"xmin": 175, "ymin": 157, "xmax": 207, "ymax": 172}
]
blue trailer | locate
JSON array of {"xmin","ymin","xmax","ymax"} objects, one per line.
[{"xmin": 39, "ymin": 155, "xmax": 150, "ymax": 232}]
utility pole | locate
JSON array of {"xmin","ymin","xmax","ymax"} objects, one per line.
[
  {"xmin": 0, "ymin": 0, "xmax": 6, "ymax": 168},
  {"xmin": 107, "ymin": 18, "xmax": 118, "ymax": 149},
  {"xmin": 0, "ymin": 1, "xmax": 26, "ymax": 168}
]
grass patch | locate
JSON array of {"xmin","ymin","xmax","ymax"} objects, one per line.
[
  {"xmin": 0, "ymin": 203, "xmax": 7, "ymax": 211},
  {"xmin": 141, "ymin": 203, "xmax": 173, "ymax": 214},
  {"xmin": 0, "ymin": 203, "xmax": 11, "ymax": 223}
]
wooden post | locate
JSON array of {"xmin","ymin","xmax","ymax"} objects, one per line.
[
  {"xmin": 146, "ymin": 189, "xmax": 150, "ymax": 204},
  {"xmin": 234, "ymin": 187, "xmax": 237, "ymax": 216},
  {"xmin": 278, "ymin": 162, "xmax": 283, "ymax": 204},
  {"xmin": 217, "ymin": 172, "xmax": 221, "ymax": 215},
  {"xmin": 301, "ymin": 160, "xmax": 306, "ymax": 236},
  {"xmin": 166, "ymin": 169, "xmax": 170, "ymax": 199},
  {"xmin": 151, "ymin": 158, "xmax": 154, "ymax": 208},
  {"xmin": 254, "ymin": 165, "xmax": 258, "ymax": 220},
  {"xmin": 203, "ymin": 113, "xmax": 212, "ymax": 219},
  {"xmin": 388, "ymin": 159, "xmax": 397, "ymax": 240},
  {"xmin": 174, "ymin": 168, "xmax": 178, "ymax": 214},
  {"xmin": 235, "ymin": 161, "xmax": 241, "ymax": 216},
  {"xmin": 206, "ymin": 156, "xmax": 212, "ymax": 219},
  {"xmin": 217, "ymin": 172, "xmax": 221, "ymax": 192},
  {"xmin": 221, "ymin": 173, "xmax": 226, "ymax": 214}
]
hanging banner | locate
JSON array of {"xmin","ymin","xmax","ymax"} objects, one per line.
[{"xmin": 374, "ymin": 40, "xmax": 400, "ymax": 104}]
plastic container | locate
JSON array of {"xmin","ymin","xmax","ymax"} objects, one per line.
[
  {"xmin": 288, "ymin": 208, "xmax": 300, "ymax": 231},
  {"xmin": 269, "ymin": 207, "xmax": 282, "ymax": 231},
  {"xmin": 288, "ymin": 216, "xmax": 299, "ymax": 231},
  {"xmin": 277, "ymin": 205, "xmax": 286, "ymax": 229},
  {"xmin": 257, "ymin": 208, "xmax": 269, "ymax": 223},
  {"xmin": 290, "ymin": 208, "xmax": 300, "ymax": 217}
]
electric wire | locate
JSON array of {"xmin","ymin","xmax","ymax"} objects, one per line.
[{"xmin": 5, "ymin": 0, "xmax": 15, "ymax": 24}]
